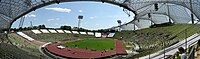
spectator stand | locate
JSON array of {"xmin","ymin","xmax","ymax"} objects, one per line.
[
  {"xmin": 107, "ymin": 33, "xmax": 115, "ymax": 38},
  {"xmin": 87, "ymin": 32, "xmax": 94, "ymax": 35},
  {"xmin": 72, "ymin": 31, "xmax": 79, "ymax": 34},
  {"xmin": 40, "ymin": 29, "xmax": 50, "ymax": 33},
  {"xmin": 56, "ymin": 30, "xmax": 65, "ymax": 33},
  {"xmin": 16, "ymin": 32, "xmax": 35, "ymax": 41},
  {"xmin": 64, "ymin": 30, "xmax": 72, "ymax": 34},
  {"xmin": 79, "ymin": 32, "xmax": 87, "ymax": 35},
  {"xmin": 95, "ymin": 32, "xmax": 102, "ymax": 38},
  {"xmin": 48, "ymin": 29, "xmax": 58, "ymax": 33},
  {"xmin": 31, "ymin": 30, "xmax": 42, "ymax": 34}
]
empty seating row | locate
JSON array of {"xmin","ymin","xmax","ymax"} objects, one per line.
[
  {"xmin": 31, "ymin": 29, "xmax": 115, "ymax": 37},
  {"xmin": 16, "ymin": 32, "xmax": 35, "ymax": 41}
]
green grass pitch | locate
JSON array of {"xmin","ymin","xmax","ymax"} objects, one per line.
[{"xmin": 61, "ymin": 38, "xmax": 115, "ymax": 51}]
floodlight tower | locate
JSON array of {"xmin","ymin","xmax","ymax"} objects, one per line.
[
  {"xmin": 117, "ymin": 20, "xmax": 122, "ymax": 32},
  {"xmin": 30, "ymin": 21, "xmax": 33, "ymax": 28},
  {"xmin": 78, "ymin": 15, "xmax": 83, "ymax": 30},
  {"xmin": 148, "ymin": 13, "xmax": 153, "ymax": 25}
]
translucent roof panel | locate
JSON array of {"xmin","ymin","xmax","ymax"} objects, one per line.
[
  {"xmin": 121, "ymin": 23, "xmax": 139, "ymax": 30},
  {"xmin": 135, "ymin": 4, "xmax": 191, "ymax": 23},
  {"xmin": 0, "ymin": 0, "xmax": 200, "ymax": 30},
  {"xmin": 134, "ymin": 20, "xmax": 151, "ymax": 29},
  {"xmin": 140, "ymin": 14, "xmax": 170, "ymax": 24}
]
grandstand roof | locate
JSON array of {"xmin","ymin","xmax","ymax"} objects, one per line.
[{"xmin": 0, "ymin": 0, "xmax": 199, "ymax": 30}]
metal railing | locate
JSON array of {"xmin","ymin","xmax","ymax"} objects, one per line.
[{"xmin": 187, "ymin": 45, "xmax": 195, "ymax": 59}]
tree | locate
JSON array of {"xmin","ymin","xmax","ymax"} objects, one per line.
[
  {"xmin": 60, "ymin": 25, "xmax": 71, "ymax": 30},
  {"xmin": 27, "ymin": 27, "xmax": 32, "ymax": 30},
  {"xmin": 41, "ymin": 24, "xmax": 46, "ymax": 29},
  {"xmin": 73, "ymin": 27, "xmax": 79, "ymax": 30},
  {"xmin": 33, "ymin": 26, "xmax": 37, "ymax": 29},
  {"xmin": 79, "ymin": 28, "xmax": 86, "ymax": 31},
  {"xmin": 23, "ymin": 27, "xmax": 27, "ymax": 30},
  {"xmin": 18, "ymin": 27, "xmax": 23, "ymax": 31},
  {"xmin": 38, "ymin": 24, "xmax": 46, "ymax": 29}
]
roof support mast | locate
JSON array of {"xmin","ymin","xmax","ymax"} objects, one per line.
[
  {"xmin": 19, "ymin": 16, "xmax": 25, "ymax": 29},
  {"xmin": 190, "ymin": 0, "xmax": 194, "ymax": 24},
  {"xmin": 167, "ymin": 3, "xmax": 171, "ymax": 23}
]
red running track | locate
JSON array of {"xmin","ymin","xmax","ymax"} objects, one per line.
[
  {"xmin": 115, "ymin": 40, "xmax": 128, "ymax": 55},
  {"xmin": 45, "ymin": 39, "xmax": 127, "ymax": 58}
]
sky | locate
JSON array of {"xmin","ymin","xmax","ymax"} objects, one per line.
[{"xmin": 11, "ymin": 1, "xmax": 134, "ymax": 30}]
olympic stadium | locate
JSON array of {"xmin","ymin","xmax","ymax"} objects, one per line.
[{"xmin": 1, "ymin": 0, "xmax": 200, "ymax": 59}]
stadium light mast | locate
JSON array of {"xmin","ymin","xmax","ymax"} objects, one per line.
[
  {"xmin": 30, "ymin": 21, "xmax": 33, "ymax": 28},
  {"xmin": 117, "ymin": 20, "xmax": 122, "ymax": 32},
  {"xmin": 148, "ymin": 10, "xmax": 153, "ymax": 25},
  {"xmin": 78, "ymin": 15, "xmax": 83, "ymax": 30},
  {"xmin": 133, "ymin": 21, "xmax": 137, "ymax": 30}
]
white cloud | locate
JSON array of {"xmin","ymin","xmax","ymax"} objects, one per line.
[
  {"xmin": 47, "ymin": 18, "xmax": 60, "ymax": 21},
  {"xmin": 107, "ymin": 15, "xmax": 128, "ymax": 18},
  {"xmin": 89, "ymin": 16, "xmax": 97, "ymax": 19},
  {"xmin": 29, "ymin": 14, "xmax": 36, "ymax": 17},
  {"xmin": 60, "ymin": 24, "xmax": 72, "ymax": 26},
  {"xmin": 25, "ymin": 14, "xmax": 37, "ymax": 18},
  {"xmin": 79, "ymin": 10, "xmax": 83, "ymax": 12},
  {"xmin": 47, "ymin": 19, "xmax": 54, "ymax": 21},
  {"xmin": 45, "ymin": 7, "xmax": 71, "ymax": 13}
]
